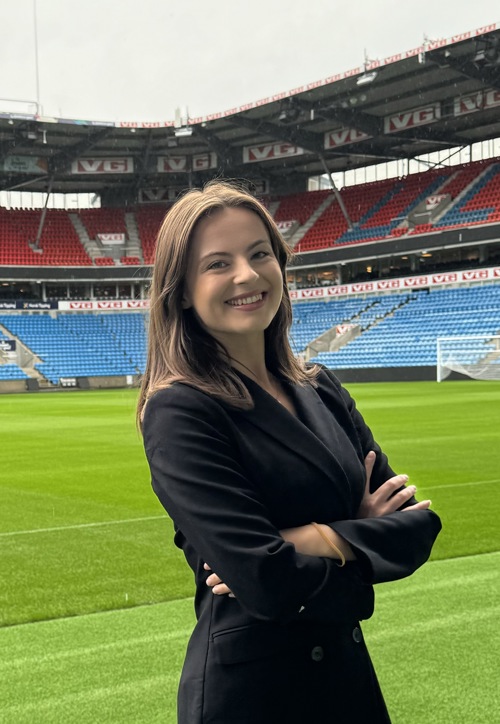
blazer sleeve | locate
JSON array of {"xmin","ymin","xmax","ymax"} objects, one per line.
[
  {"xmin": 143, "ymin": 384, "xmax": 374, "ymax": 625},
  {"xmin": 322, "ymin": 370, "xmax": 442, "ymax": 584}
]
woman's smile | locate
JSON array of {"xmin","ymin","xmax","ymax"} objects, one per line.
[{"xmin": 225, "ymin": 291, "xmax": 267, "ymax": 309}]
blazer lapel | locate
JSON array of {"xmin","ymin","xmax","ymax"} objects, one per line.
[{"xmin": 234, "ymin": 374, "xmax": 354, "ymax": 513}]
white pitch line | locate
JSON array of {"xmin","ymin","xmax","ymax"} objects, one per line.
[
  {"xmin": 418, "ymin": 478, "xmax": 500, "ymax": 491},
  {"xmin": 0, "ymin": 515, "xmax": 166, "ymax": 538},
  {"xmin": 1, "ymin": 478, "xmax": 498, "ymax": 538}
]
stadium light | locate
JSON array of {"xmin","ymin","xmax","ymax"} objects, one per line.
[
  {"xmin": 174, "ymin": 126, "xmax": 193, "ymax": 138},
  {"xmin": 356, "ymin": 71, "xmax": 377, "ymax": 86},
  {"xmin": 473, "ymin": 36, "xmax": 500, "ymax": 66}
]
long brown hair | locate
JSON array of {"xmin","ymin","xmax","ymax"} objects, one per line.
[{"xmin": 137, "ymin": 180, "xmax": 317, "ymax": 426}]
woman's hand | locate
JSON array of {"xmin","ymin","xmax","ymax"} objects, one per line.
[
  {"xmin": 357, "ymin": 451, "xmax": 432, "ymax": 519},
  {"xmin": 204, "ymin": 563, "xmax": 235, "ymax": 597}
]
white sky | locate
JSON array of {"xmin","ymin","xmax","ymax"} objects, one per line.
[{"xmin": 0, "ymin": 0, "xmax": 499, "ymax": 123}]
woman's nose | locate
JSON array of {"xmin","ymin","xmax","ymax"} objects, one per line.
[{"xmin": 233, "ymin": 258, "xmax": 259, "ymax": 283}]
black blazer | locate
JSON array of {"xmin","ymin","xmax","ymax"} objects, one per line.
[{"xmin": 143, "ymin": 369, "xmax": 441, "ymax": 724}]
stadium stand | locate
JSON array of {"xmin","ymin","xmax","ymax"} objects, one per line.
[
  {"xmin": 0, "ymin": 314, "xmax": 143, "ymax": 384},
  {"xmin": 2, "ymin": 159, "xmax": 500, "ymax": 268},
  {"xmin": 306, "ymin": 285, "xmax": 500, "ymax": 369},
  {"xmin": 436, "ymin": 162, "xmax": 500, "ymax": 229},
  {"xmin": 1, "ymin": 284, "xmax": 499, "ymax": 384},
  {"xmin": 294, "ymin": 179, "xmax": 397, "ymax": 251},
  {"xmin": 77, "ymin": 208, "xmax": 128, "ymax": 239},
  {"xmin": 0, "ymin": 208, "xmax": 92, "ymax": 266},
  {"xmin": 0, "ymin": 363, "xmax": 28, "ymax": 380},
  {"xmin": 135, "ymin": 204, "xmax": 169, "ymax": 264}
]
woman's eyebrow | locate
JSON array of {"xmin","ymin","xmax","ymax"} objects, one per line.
[{"xmin": 199, "ymin": 239, "xmax": 269, "ymax": 264}]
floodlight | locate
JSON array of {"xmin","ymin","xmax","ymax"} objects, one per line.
[
  {"xmin": 356, "ymin": 71, "xmax": 378, "ymax": 87},
  {"xmin": 174, "ymin": 126, "xmax": 193, "ymax": 138}
]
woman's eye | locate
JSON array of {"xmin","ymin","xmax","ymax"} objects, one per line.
[
  {"xmin": 207, "ymin": 260, "xmax": 227, "ymax": 270},
  {"xmin": 253, "ymin": 250, "xmax": 270, "ymax": 260}
]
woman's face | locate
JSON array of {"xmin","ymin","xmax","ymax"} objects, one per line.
[{"xmin": 183, "ymin": 206, "xmax": 283, "ymax": 351}]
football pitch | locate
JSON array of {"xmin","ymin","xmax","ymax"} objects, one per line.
[{"xmin": 1, "ymin": 381, "xmax": 499, "ymax": 723}]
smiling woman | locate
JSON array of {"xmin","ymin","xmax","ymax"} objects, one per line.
[
  {"xmin": 181, "ymin": 206, "xmax": 284, "ymax": 371},
  {"xmin": 137, "ymin": 180, "xmax": 441, "ymax": 724},
  {"xmin": 137, "ymin": 181, "xmax": 316, "ymax": 412}
]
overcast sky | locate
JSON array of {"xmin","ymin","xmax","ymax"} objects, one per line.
[{"xmin": 0, "ymin": 1, "xmax": 499, "ymax": 122}]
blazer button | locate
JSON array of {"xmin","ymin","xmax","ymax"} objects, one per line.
[
  {"xmin": 311, "ymin": 646, "xmax": 324, "ymax": 662},
  {"xmin": 352, "ymin": 627, "xmax": 363, "ymax": 643}
]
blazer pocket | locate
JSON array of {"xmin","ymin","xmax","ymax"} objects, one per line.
[{"xmin": 211, "ymin": 623, "xmax": 301, "ymax": 665}]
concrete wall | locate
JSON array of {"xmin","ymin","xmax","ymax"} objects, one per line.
[{"xmin": 0, "ymin": 379, "xmax": 28, "ymax": 394}]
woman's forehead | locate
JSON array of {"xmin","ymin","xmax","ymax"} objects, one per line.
[{"xmin": 192, "ymin": 206, "xmax": 270, "ymax": 247}]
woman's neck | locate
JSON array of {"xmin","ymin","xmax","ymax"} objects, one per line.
[
  {"xmin": 229, "ymin": 356, "xmax": 272, "ymax": 388},
  {"xmin": 219, "ymin": 335, "xmax": 272, "ymax": 387}
]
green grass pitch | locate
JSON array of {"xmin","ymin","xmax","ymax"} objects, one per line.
[{"xmin": 1, "ymin": 382, "xmax": 499, "ymax": 723}]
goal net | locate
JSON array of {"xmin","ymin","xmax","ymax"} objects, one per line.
[{"xmin": 437, "ymin": 334, "xmax": 500, "ymax": 382}]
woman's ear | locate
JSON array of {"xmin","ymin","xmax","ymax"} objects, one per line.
[{"xmin": 181, "ymin": 294, "xmax": 192, "ymax": 310}]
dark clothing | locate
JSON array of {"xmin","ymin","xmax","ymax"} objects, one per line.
[{"xmin": 143, "ymin": 369, "xmax": 441, "ymax": 723}]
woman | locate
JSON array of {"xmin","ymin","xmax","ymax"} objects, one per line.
[{"xmin": 139, "ymin": 181, "xmax": 441, "ymax": 723}]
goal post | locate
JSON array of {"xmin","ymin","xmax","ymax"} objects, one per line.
[{"xmin": 436, "ymin": 334, "xmax": 500, "ymax": 382}]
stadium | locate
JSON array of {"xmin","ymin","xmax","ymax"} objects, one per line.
[{"xmin": 1, "ymin": 19, "xmax": 499, "ymax": 724}]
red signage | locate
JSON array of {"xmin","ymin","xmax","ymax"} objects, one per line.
[
  {"xmin": 403, "ymin": 276, "xmax": 429, "ymax": 287},
  {"xmin": 454, "ymin": 89, "xmax": 500, "ymax": 117},
  {"xmin": 377, "ymin": 279, "xmax": 401, "ymax": 289},
  {"xmin": 462, "ymin": 269, "xmax": 489, "ymax": 281},
  {"xmin": 192, "ymin": 152, "xmax": 217, "ymax": 171},
  {"xmin": 383, "ymin": 53, "xmax": 402, "ymax": 64},
  {"xmin": 327, "ymin": 286, "xmax": 349, "ymax": 296},
  {"xmin": 324, "ymin": 128, "xmax": 369, "ymax": 149},
  {"xmin": 352, "ymin": 282, "xmax": 374, "ymax": 293},
  {"xmin": 68, "ymin": 301, "xmax": 94, "ymax": 310},
  {"xmin": 336, "ymin": 324, "xmax": 355, "ymax": 335},
  {"xmin": 475, "ymin": 24, "xmax": 496, "ymax": 35},
  {"xmin": 243, "ymin": 143, "xmax": 304, "ymax": 164},
  {"xmin": 97, "ymin": 233, "xmax": 125, "ymax": 244},
  {"xmin": 126, "ymin": 300, "xmax": 150, "ymax": 309},
  {"xmin": 276, "ymin": 220, "xmax": 296, "ymax": 231},
  {"xmin": 451, "ymin": 32, "xmax": 471, "ymax": 43},
  {"xmin": 426, "ymin": 195, "xmax": 448, "ymax": 210},
  {"xmin": 156, "ymin": 153, "xmax": 217, "ymax": 173},
  {"xmin": 96, "ymin": 301, "xmax": 124, "ymax": 309},
  {"xmin": 157, "ymin": 156, "xmax": 187, "ymax": 173},
  {"xmin": 431, "ymin": 273, "xmax": 458, "ymax": 284},
  {"xmin": 384, "ymin": 104, "xmax": 440, "ymax": 133},
  {"xmin": 71, "ymin": 158, "xmax": 133, "ymax": 174},
  {"xmin": 298, "ymin": 288, "xmax": 325, "ymax": 298},
  {"xmin": 64, "ymin": 300, "xmax": 150, "ymax": 311}
]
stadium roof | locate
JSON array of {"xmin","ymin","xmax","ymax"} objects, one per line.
[{"xmin": 1, "ymin": 23, "xmax": 500, "ymax": 197}]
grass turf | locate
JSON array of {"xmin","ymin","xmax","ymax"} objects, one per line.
[
  {"xmin": 0, "ymin": 554, "xmax": 498, "ymax": 724},
  {"xmin": 1, "ymin": 382, "xmax": 499, "ymax": 721}
]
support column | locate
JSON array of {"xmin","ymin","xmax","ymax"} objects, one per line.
[{"xmin": 318, "ymin": 155, "xmax": 353, "ymax": 230}]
